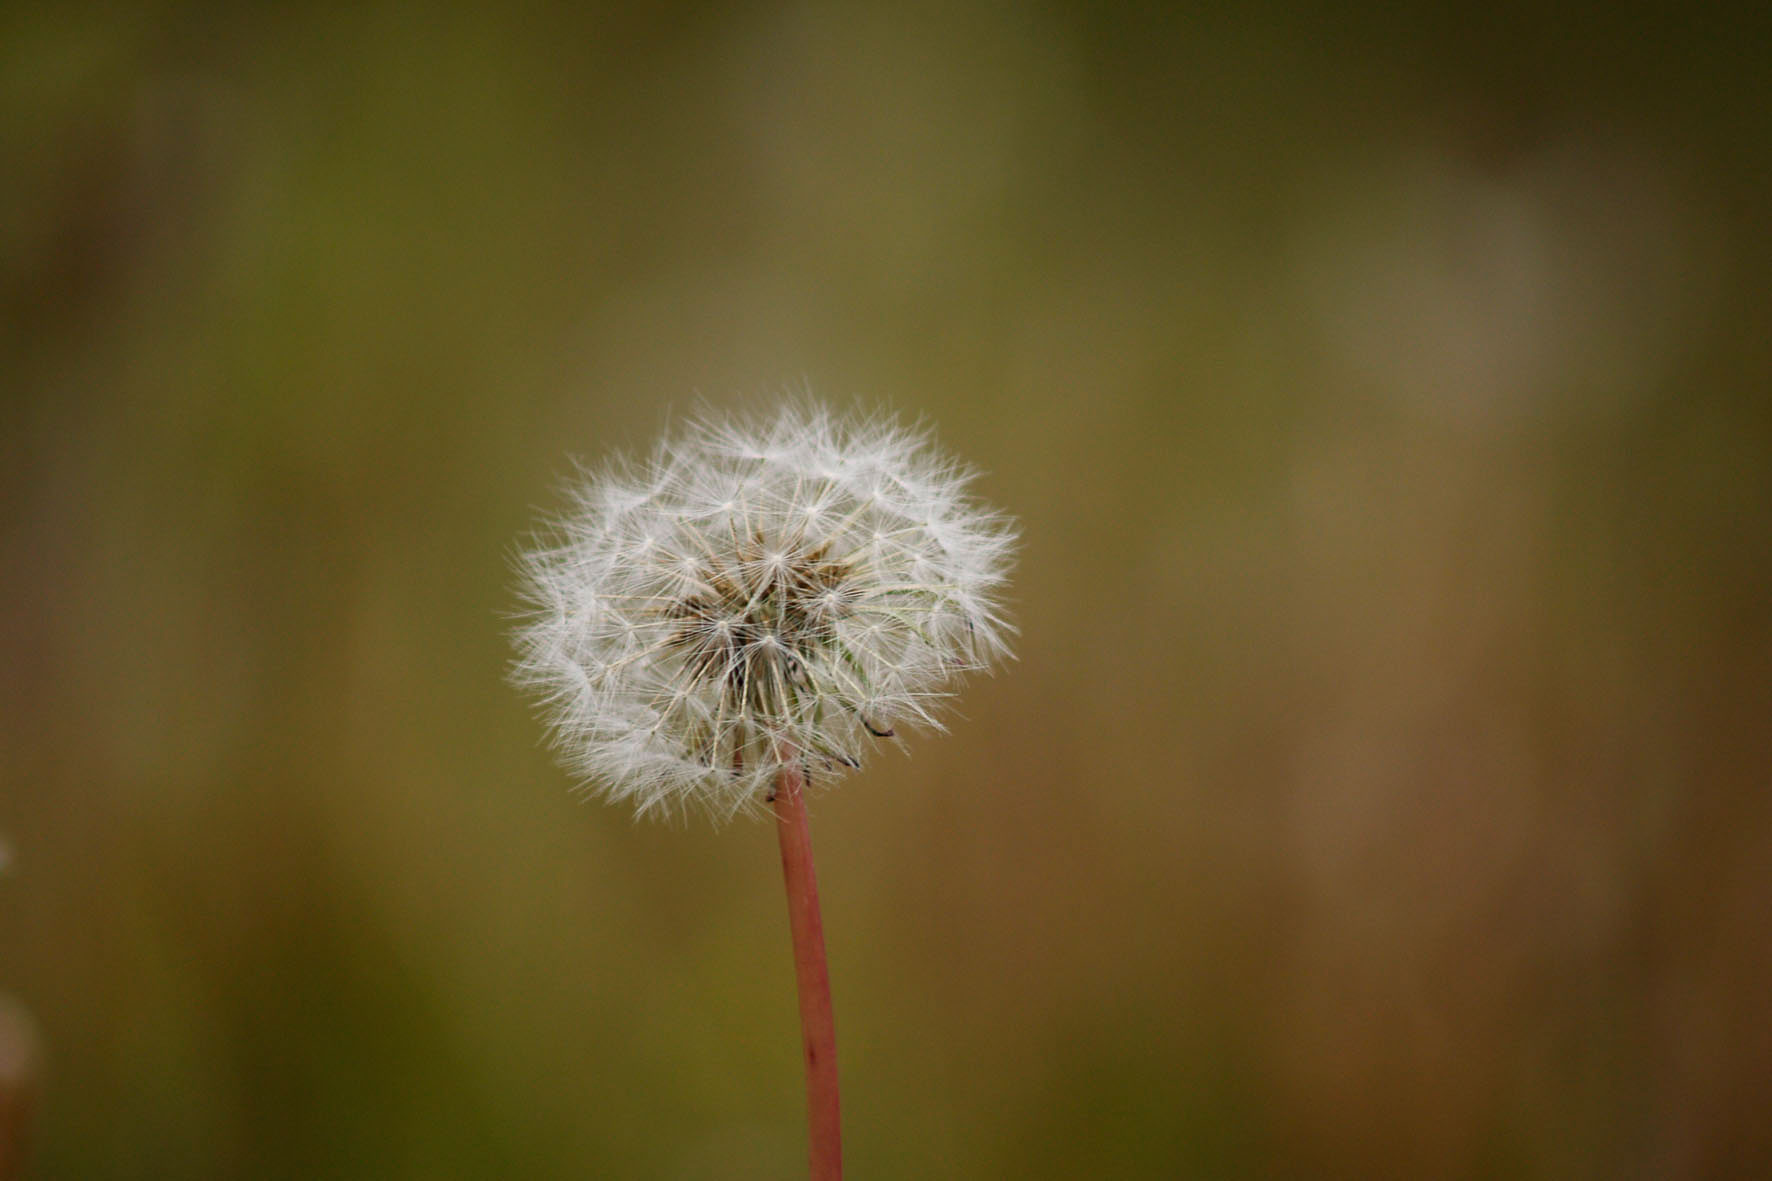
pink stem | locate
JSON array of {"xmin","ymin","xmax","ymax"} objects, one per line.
[
  {"xmin": 772, "ymin": 757, "xmax": 843, "ymax": 1180},
  {"xmin": 0, "ymin": 995, "xmax": 37, "ymax": 1181}
]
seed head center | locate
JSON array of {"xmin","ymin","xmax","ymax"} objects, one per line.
[{"xmin": 665, "ymin": 537, "xmax": 852, "ymax": 714}]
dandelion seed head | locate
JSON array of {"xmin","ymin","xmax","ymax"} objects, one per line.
[{"xmin": 512, "ymin": 402, "xmax": 1017, "ymax": 820}]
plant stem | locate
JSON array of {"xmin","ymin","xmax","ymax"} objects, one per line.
[
  {"xmin": 772, "ymin": 757, "xmax": 842, "ymax": 1180},
  {"xmin": 0, "ymin": 995, "xmax": 37, "ymax": 1181}
]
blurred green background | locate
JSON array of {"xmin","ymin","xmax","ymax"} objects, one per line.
[{"xmin": 4, "ymin": 2, "xmax": 1770, "ymax": 1177}]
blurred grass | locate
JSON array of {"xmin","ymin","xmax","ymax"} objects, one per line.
[{"xmin": 4, "ymin": 2, "xmax": 1770, "ymax": 1177}]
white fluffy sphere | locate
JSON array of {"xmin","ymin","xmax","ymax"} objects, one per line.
[{"xmin": 512, "ymin": 404, "xmax": 1016, "ymax": 819}]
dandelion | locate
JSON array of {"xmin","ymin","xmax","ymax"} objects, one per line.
[
  {"xmin": 511, "ymin": 401, "xmax": 1015, "ymax": 1178},
  {"xmin": 512, "ymin": 403, "xmax": 1015, "ymax": 820}
]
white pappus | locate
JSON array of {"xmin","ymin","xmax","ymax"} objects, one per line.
[{"xmin": 511, "ymin": 402, "xmax": 1017, "ymax": 819}]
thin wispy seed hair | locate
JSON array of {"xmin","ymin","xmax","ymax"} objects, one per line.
[{"xmin": 511, "ymin": 402, "xmax": 1016, "ymax": 820}]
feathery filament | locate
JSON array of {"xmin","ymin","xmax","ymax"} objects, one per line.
[{"xmin": 512, "ymin": 403, "xmax": 1015, "ymax": 818}]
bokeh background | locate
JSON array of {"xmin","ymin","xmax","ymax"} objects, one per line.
[{"xmin": 5, "ymin": 3, "xmax": 1770, "ymax": 1177}]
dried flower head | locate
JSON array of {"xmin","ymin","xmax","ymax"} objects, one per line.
[{"xmin": 512, "ymin": 403, "xmax": 1016, "ymax": 819}]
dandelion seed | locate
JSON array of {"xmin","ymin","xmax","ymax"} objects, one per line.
[{"xmin": 511, "ymin": 402, "xmax": 1016, "ymax": 821}]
